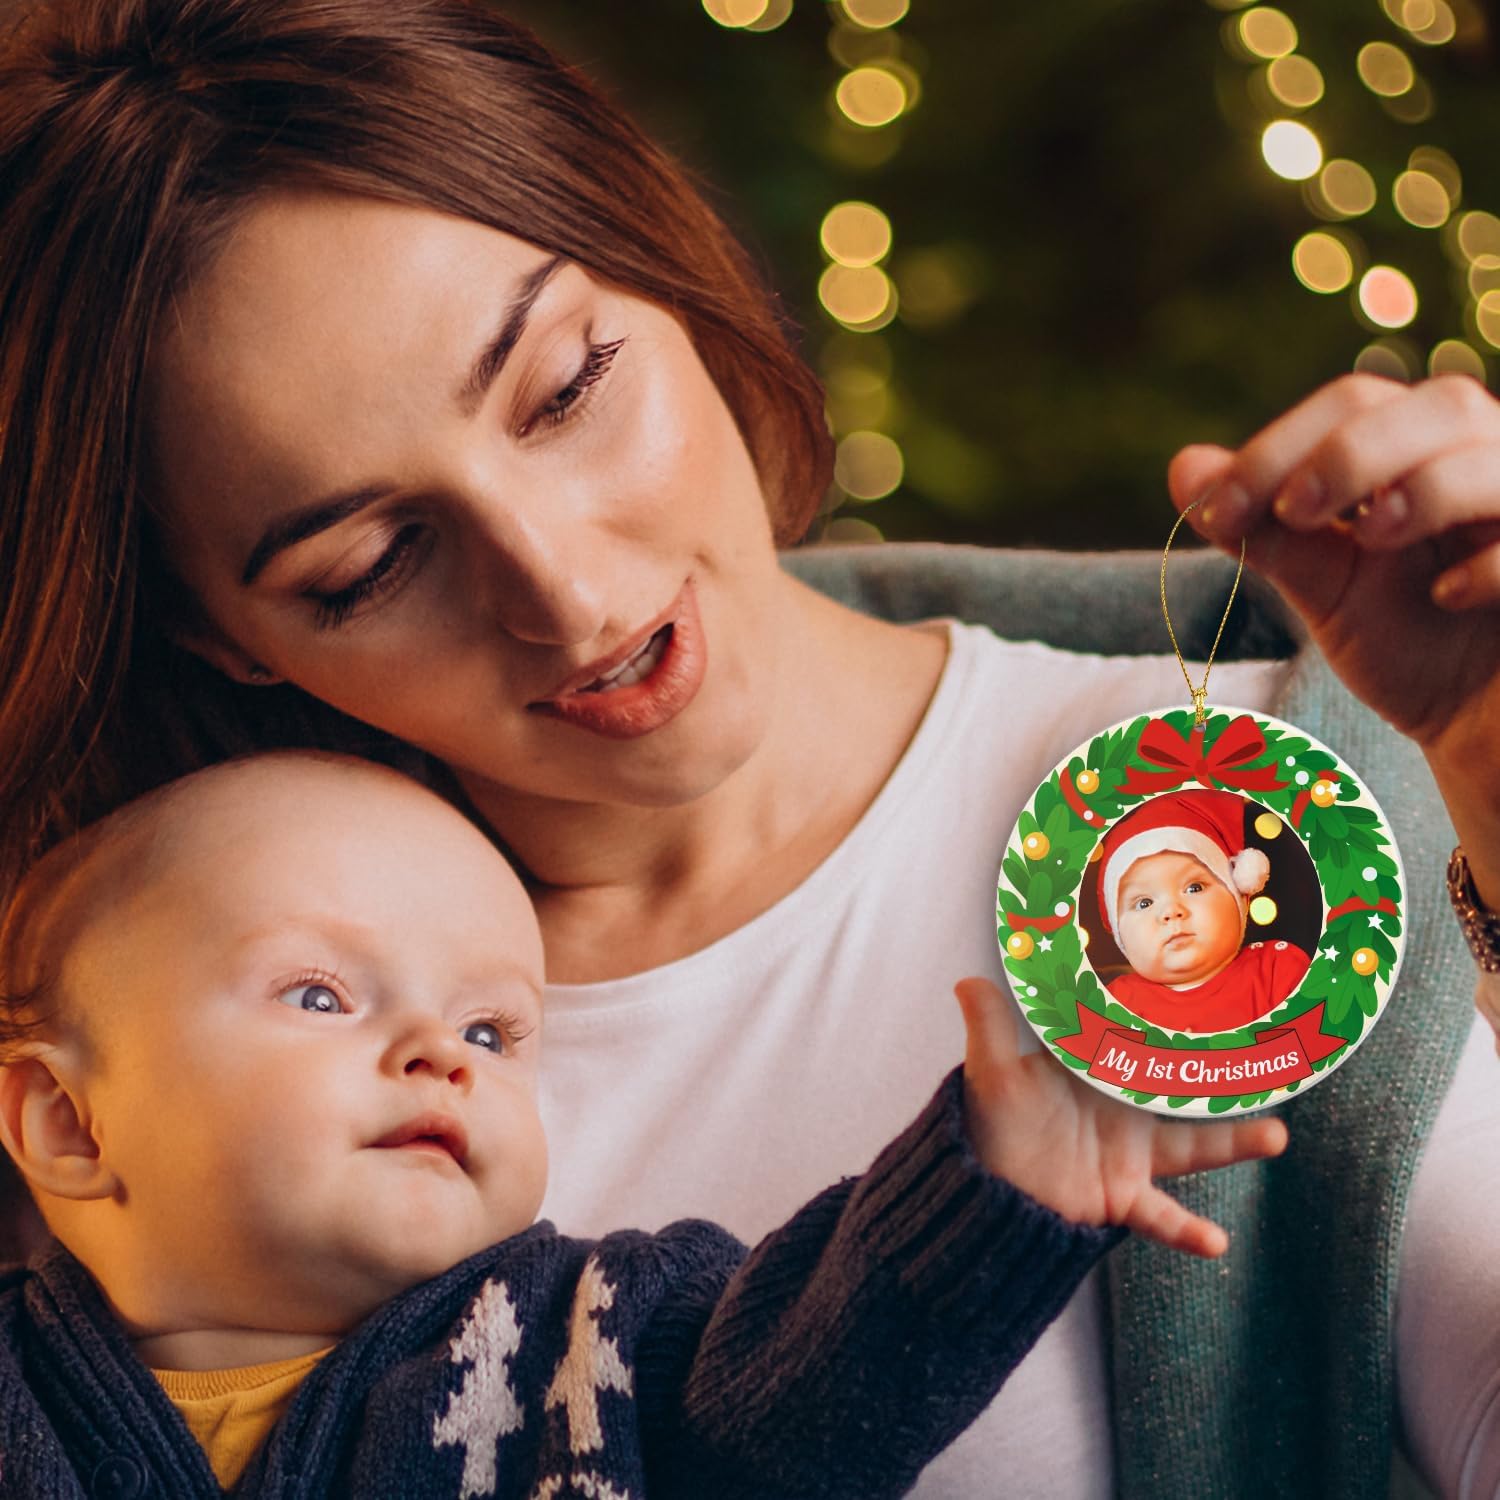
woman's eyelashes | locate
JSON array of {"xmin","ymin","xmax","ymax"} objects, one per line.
[
  {"xmin": 303, "ymin": 336, "xmax": 627, "ymax": 630},
  {"xmin": 525, "ymin": 336, "xmax": 627, "ymax": 436}
]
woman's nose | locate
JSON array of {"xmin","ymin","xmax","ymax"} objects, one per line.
[
  {"xmin": 466, "ymin": 495, "xmax": 612, "ymax": 647},
  {"xmin": 383, "ymin": 1017, "xmax": 474, "ymax": 1093}
]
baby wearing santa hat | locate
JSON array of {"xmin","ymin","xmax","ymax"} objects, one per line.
[{"xmin": 1098, "ymin": 788, "xmax": 1311, "ymax": 1033}]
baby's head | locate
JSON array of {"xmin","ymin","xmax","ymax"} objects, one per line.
[
  {"xmin": 1097, "ymin": 789, "xmax": 1270, "ymax": 988},
  {"xmin": 0, "ymin": 753, "xmax": 547, "ymax": 1352}
]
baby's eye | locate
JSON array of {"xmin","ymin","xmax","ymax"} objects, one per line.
[
  {"xmin": 462, "ymin": 1021, "xmax": 505, "ymax": 1054},
  {"xmin": 1132, "ymin": 896, "xmax": 1153, "ymax": 911},
  {"xmin": 278, "ymin": 983, "xmax": 344, "ymax": 1014},
  {"xmin": 1186, "ymin": 881, "xmax": 1205, "ymax": 894}
]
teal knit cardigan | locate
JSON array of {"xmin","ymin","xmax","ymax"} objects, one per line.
[{"xmin": 782, "ymin": 543, "xmax": 1474, "ymax": 1500}]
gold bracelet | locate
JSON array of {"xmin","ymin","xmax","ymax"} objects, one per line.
[{"xmin": 1447, "ymin": 846, "xmax": 1500, "ymax": 974}]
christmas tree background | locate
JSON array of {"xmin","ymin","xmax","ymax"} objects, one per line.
[{"xmin": 501, "ymin": 0, "xmax": 1499, "ymax": 550}]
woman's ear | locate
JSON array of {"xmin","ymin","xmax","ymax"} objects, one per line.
[
  {"xmin": 168, "ymin": 615, "xmax": 282, "ymax": 687},
  {"xmin": 0, "ymin": 1052, "xmax": 118, "ymax": 1202}
]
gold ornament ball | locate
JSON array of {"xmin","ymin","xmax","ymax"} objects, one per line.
[
  {"xmin": 1087, "ymin": 841, "xmax": 1104, "ymax": 864},
  {"xmin": 1006, "ymin": 930, "xmax": 1036, "ymax": 961},
  {"xmin": 1022, "ymin": 831, "xmax": 1051, "ymax": 861},
  {"xmin": 1254, "ymin": 811, "xmax": 1283, "ymax": 840},
  {"xmin": 1310, "ymin": 779, "xmax": 1337, "ymax": 808},
  {"xmin": 1076, "ymin": 769, "xmax": 1100, "ymax": 794},
  {"xmin": 1351, "ymin": 947, "xmax": 1378, "ymax": 976}
]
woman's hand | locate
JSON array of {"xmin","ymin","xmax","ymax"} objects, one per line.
[
  {"xmin": 1168, "ymin": 372, "xmax": 1500, "ymax": 909},
  {"xmin": 954, "ymin": 978, "xmax": 1288, "ymax": 1258}
]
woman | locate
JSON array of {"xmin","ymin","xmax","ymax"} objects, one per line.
[{"xmin": 1, "ymin": 2, "xmax": 1497, "ymax": 1495}]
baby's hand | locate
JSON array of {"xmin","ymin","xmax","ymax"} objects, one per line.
[{"xmin": 954, "ymin": 978, "xmax": 1288, "ymax": 1258}]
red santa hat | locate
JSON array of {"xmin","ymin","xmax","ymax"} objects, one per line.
[{"xmin": 1097, "ymin": 788, "xmax": 1271, "ymax": 937}]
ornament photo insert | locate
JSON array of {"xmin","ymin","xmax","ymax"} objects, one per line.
[{"xmin": 997, "ymin": 706, "xmax": 1405, "ymax": 1115}]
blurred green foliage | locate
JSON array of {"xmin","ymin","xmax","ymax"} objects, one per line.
[{"xmin": 499, "ymin": 0, "xmax": 1498, "ymax": 549}]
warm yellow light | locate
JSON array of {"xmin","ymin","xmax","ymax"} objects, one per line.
[
  {"xmin": 1393, "ymin": 170, "xmax": 1450, "ymax": 229},
  {"xmin": 836, "ymin": 66, "xmax": 907, "ymax": 127},
  {"xmin": 820, "ymin": 201, "xmax": 893, "ymax": 268},
  {"xmin": 1359, "ymin": 266, "xmax": 1419, "ymax": 329},
  {"xmin": 1253, "ymin": 812, "xmax": 1284, "ymax": 840},
  {"xmin": 1249, "ymin": 897, "xmax": 1279, "ymax": 926},
  {"xmin": 1261, "ymin": 120, "xmax": 1322, "ymax": 181},
  {"xmin": 818, "ymin": 263, "xmax": 896, "ymax": 327},
  {"xmin": 1428, "ymin": 339, "xmax": 1487, "ymax": 381},
  {"xmin": 1477, "ymin": 291, "xmax": 1500, "ymax": 351},
  {"xmin": 1357, "ymin": 41, "xmax": 1415, "ymax": 96},
  {"xmin": 1266, "ymin": 55, "xmax": 1324, "ymax": 107},
  {"xmin": 745, "ymin": 0, "xmax": 793, "ymax": 31},
  {"xmin": 822, "ymin": 516, "xmax": 884, "ymax": 544},
  {"xmin": 1457, "ymin": 211, "xmax": 1500, "ymax": 263},
  {"xmin": 1318, "ymin": 160, "xmax": 1377, "ymax": 217},
  {"xmin": 1411, "ymin": 0, "xmax": 1457, "ymax": 44},
  {"xmin": 1381, "ymin": 77, "xmax": 1433, "ymax": 123},
  {"xmin": 834, "ymin": 430, "xmax": 904, "ymax": 500},
  {"xmin": 1468, "ymin": 259, "xmax": 1500, "ymax": 300},
  {"xmin": 1293, "ymin": 232, "xmax": 1354, "ymax": 294},
  {"xmin": 1395, "ymin": 0, "xmax": 1437, "ymax": 27},
  {"xmin": 1239, "ymin": 7, "xmax": 1298, "ymax": 58},
  {"xmin": 841, "ymin": 0, "xmax": 910, "ymax": 26},
  {"xmin": 701, "ymin": 0, "xmax": 770, "ymax": 26},
  {"xmin": 1409, "ymin": 146, "xmax": 1461, "ymax": 204},
  {"xmin": 1354, "ymin": 340, "xmax": 1417, "ymax": 380}
]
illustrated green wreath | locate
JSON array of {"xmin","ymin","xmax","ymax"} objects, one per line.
[{"xmin": 996, "ymin": 706, "xmax": 1405, "ymax": 1113}]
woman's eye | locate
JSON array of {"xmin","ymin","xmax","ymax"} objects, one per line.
[
  {"xmin": 530, "ymin": 337, "xmax": 627, "ymax": 434},
  {"xmin": 462, "ymin": 1021, "xmax": 505, "ymax": 1054},
  {"xmin": 278, "ymin": 983, "xmax": 345, "ymax": 1014},
  {"xmin": 306, "ymin": 522, "xmax": 430, "ymax": 631}
]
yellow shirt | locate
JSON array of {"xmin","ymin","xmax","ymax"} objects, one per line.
[{"xmin": 150, "ymin": 1348, "xmax": 333, "ymax": 1489}]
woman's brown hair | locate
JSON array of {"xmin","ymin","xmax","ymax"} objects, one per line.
[{"xmin": 0, "ymin": 0, "xmax": 834, "ymax": 909}]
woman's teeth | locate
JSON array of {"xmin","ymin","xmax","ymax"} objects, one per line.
[{"xmin": 584, "ymin": 627, "xmax": 670, "ymax": 693}]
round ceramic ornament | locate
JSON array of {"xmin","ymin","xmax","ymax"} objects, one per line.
[{"xmin": 996, "ymin": 509, "xmax": 1405, "ymax": 1116}]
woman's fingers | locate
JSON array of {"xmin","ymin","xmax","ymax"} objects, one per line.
[
  {"xmin": 1433, "ymin": 535, "xmax": 1500, "ymax": 611},
  {"xmin": 1148, "ymin": 1114, "xmax": 1289, "ymax": 1179},
  {"xmin": 1125, "ymin": 1183, "xmax": 1230, "ymax": 1259},
  {"xmin": 953, "ymin": 977, "xmax": 1022, "ymax": 1076}
]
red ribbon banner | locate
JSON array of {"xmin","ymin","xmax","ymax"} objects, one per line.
[
  {"xmin": 1055, "ymin": 1002, "xmax": 1346, "ymax": 1096},
  {"xmin": 1117, "ymin": 715, "xmax": 1291, "ymax": 798}
]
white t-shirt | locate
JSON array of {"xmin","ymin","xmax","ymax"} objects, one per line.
[{"xmin": 538, "ymin": 620, "xmax": 1500, "ymax": 1498}]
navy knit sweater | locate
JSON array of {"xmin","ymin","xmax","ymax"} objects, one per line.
[{"xmin": 0, "ymin": 1071, "xmax": 1121, "ymax": 1499}]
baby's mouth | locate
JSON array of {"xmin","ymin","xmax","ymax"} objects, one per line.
[{"xmin": 371, "ymin": 1113, "xmax": 469, "ymax": 1169}]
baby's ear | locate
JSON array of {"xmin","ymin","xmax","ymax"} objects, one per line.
[{"xmin": 0, "ymin": 1050, "xmax": 117, "ymax": 1202}]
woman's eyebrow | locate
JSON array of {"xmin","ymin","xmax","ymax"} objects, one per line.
[{"xmin": 240, "ymin": 253, "xmax": 568, "ymax": 586}]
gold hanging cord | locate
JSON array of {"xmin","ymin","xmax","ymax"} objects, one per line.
[{"xmin": 1161, "ymin": 498, "xmax": 1247, "ymax": 727}]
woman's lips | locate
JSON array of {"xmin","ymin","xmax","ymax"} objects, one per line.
[{"xmin": 531, "ymin": 581, "xmax": 706, "ymax": 740}]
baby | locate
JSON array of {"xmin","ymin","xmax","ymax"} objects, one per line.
[
  {"xmin": 1098, "ymin": 788, "xmax": 1310, "ymax": 1032},
  {"xmin": 0, "ymin": 754, "xmax": 1285, "ymax": 1498}
]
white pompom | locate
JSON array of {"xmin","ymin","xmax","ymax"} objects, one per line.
[{"xmin": 1230, "ymin": 847, "xmax": 1271, "ymax": 896}]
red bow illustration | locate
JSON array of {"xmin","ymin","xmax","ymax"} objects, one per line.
[{"xmin": 1118, "ymin": 715, "xmax": 1290, "ymax": 796}]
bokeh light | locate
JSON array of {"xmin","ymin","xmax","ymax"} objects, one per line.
[
  {"xmin": 1477, "ymin": 291, "xmax": 1500, "ymax": 351},
  {"xmin": 834, "ymin": 430, "xmax": 905, "ymax": 500},
  {"xmin": 819, "ymin": 263, "xmax": 897, "ymax": 328},
  {"xmin": 1354, "ymin": 338, "xmax": 1418, "ymax": 379},
  {"xmin": 744, "ymin": 0, "xmax": 793, "ymax": 31},
  {"xmin": 1357, "ymin": 41, "xmax": 1416, "ymax": 96},
  {"xmin": 836, "ymin": 66, "xmax": 907, "ymax": 127},
  {"xmin": 1457, "ymin": 211, "xmax": 1500, "ymax": 263},
  {"xmin": 1249, "ymin": 897, "xmax": 1279, "ymax": 926},
  {"xmin": 1409, "ymin": 146, "xmax": 1461, "ymax": 204},
  {"xmin": 822, "ymin": 516, "xmax": 885, "ymax": 544},
  {"xmin": 1265, "ymin": 55, "xmax": 1324, "ymax": 108},
  {"xmin": 1292, "ymin": 232, "xmax": 1354, "ymax": 293},
  {"xmin": 1316, "ymin": 159, "xmax": 1377, "ymax": 218},
  {"xmin": 821, "ymin": 201, "xmax": 893, "ymax": 267},
  {"xmin": 1468, "ymin": 259, "xmax": 1500, "ymax": 300},
  {"xmin": 1384, "ymin": 0, "xmax": 1436, "ymax": 27},
  {"xmin": 1261, "ymin": 120, "xmax": 1322, "ymax": 181},
  {"xmin": 894, "ymin": 246, "xmax": 982, "ymax": 328},
  {"xmin": 1428, "ymin": 339, "xmax": 1487, "ymax": 380},
  {"xmin": 702, "ymin": 0, "xmax": 769, "ymax": 28},
  {"xmin": 1381, "ymin": 76, "xmax": 1434, "ymax": 123},
  {"xmin": 1239, "ymin": 7, "xmax": 1298, "ymax": 58},
  {"xmin": 841, "ymin": 0, "xmax": 909, "ymax": 27},
  {"xmin": 1393, "ymin": 170, "xmax": 1450, "ymax": 228},
  {"xmin": 1410, "ymin": 0, "xmax": 1458, "ymax": 44},
  {"xmin": 1358, "ymin": 266, "xmax": 1419, "ymax": 328}
]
